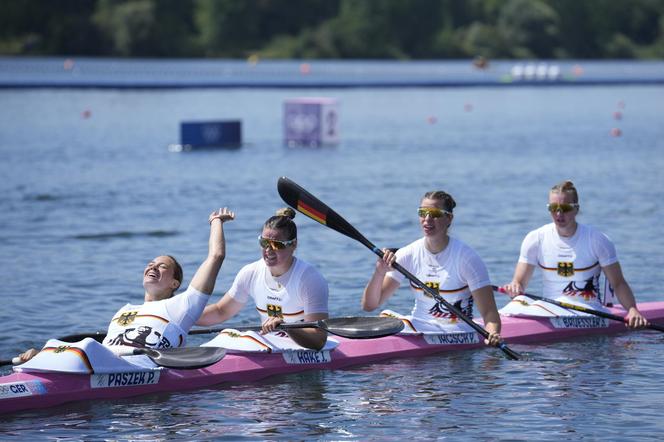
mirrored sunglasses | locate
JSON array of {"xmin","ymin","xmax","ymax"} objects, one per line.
[
  {"xmin": 417, "ymin": 207, "xmax": 451, "ymax": 218},
  {"xmin": 258, "ymin": 235, "xmax": 296, "ymax": 250},
  {"xmin": 547, "ymin": 203, "xmax": 579, "ymax": 213}
]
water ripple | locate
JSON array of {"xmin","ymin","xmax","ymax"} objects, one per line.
[{"xmin": 71, "ymin": 230, "xmax": 180, "ymax": 240}]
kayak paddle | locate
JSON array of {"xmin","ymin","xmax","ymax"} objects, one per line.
[
  {"xmin": 493, "ymin": 285, "xmax": 664, "ymax": 332},
  {"xmin": 0, "ymin": 357, "xmax": 20, "ymax": 367},
  {"xmin": 59, "ymin": 331, "xmax": 106, "ymax": 343},
  {"xmin": 1, "ymin": 346, "xmax": 227, "ymax": 369},
  {"xmin": 276, "ymin": 176, "xmax": 521, "ymax": 360},
  {"xmin": 116, "ymin": 346, "xmax": 227, "ymax": 369},
  {"xmin": 190, "ymin": 316, "xmax": 405, "ymax": 339}
]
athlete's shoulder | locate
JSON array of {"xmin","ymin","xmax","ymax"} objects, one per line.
[
  {"xmin": 295, "ymin": 258, "xmax": 327, "ymax": 280},
  {"xmin": 450, "ymin": 237, "xmax": 484, "ymax": 261},
  {"xmin": 580, "ymin": 223, "xmax": 614, "ymax": 244},
  {"xmin": 396, "ymin": 237, "xmax": 424, "ymax": 254},
  {"xmin": 522, "ymin": 223, "xmax": 552, "ymax": 242}
]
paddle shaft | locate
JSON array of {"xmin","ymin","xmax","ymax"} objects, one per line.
[
  {"xmin": 59, "ymin": 323, "xmax": 329, "ymax": 340},
  {"xmin": 494, "ymin": 285, "xmax": 664, "ymax": 332},
  {"xmin": 0, "ymin": 357, "xmax": 20, "ymax": 366},
  {"xmin": 190, "ymin": 318, "xmax": 403, "ymax": 338},
  {"xmin": 276, "ymin": 177, "xmax": 520, "ymax": 360},
  {"xmin": 189, "ymin": 321, "xmax": 327, "ymax": 336}
]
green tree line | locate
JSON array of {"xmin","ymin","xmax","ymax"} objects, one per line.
[{"xmin": 2, "ymin": 0, "xmax": 663, "ymax": 59}]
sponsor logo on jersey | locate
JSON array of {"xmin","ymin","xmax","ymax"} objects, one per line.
[
  {"xmin": 557, "ymin": 262, "xmax": 574, "ymax": 277},
  {"xmin": 423, "ymin": 332, "xmax": 479, "ymax": 345},
  {"xmin": 0, "ymin": 381, "xmax": 46, "ymax": 399},
  {"xmin": 282, "ymin": 350, "xmax": 332, "ymax": 365},
  {"xmin": 549, "ymin": 317, "xmax": 609, "ymax": 329},
  {"xmin": 91, "ymin": 371, "xmax": 160, "ymax": 389}
]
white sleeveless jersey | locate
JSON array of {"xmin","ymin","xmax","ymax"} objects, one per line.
[
  {"xmin": 103, "ymin": 285, "xmax": 209, "ymax": 349},
  {"xmin": 386, "ymin": 237, "xmax": 491, "ymax": 324},
  {"xmin": 228, "ymin": 257, "xmax": 329, "ymax": 323},
  {"xmin": 519, "ymin": 223, "xmax": 618, "ymax": 306}
]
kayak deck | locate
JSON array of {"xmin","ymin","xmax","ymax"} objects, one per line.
[{"xmin": 2, "ymin": 301, "xmax": 664, "ymax": 415}]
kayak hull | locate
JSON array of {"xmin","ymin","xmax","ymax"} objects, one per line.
[{"xmin": 3, "ymin": 301, "xmax": 664, "ymax": 415}]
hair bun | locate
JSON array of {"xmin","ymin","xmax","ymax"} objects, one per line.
[{"xmin": 275, "ymin": 207, "xmax": 296, "ymax": 219}]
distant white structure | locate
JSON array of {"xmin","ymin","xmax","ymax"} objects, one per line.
[
  {"xmin": 511, "ymin": 64, "xmax": 524, "ymax": 80},
  {"xmin": 284, "ymin": 97, "xmax": 339, "ymax": 147},
  {"xmin": 547, "ymin": 64, "xmax": 561, "ymax": 80},
  {"xmin": 510, "ymin": 63, "xmax": 561, "ymax": 81}
]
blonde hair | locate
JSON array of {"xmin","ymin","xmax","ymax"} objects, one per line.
[
  {"xmin": 275, "ymin": 207, "xmax": 296, "ymax": 219},
  {"xmin": 264, "ymin": 207, "xmax": 297, "ymax": 240},
  {"xmin": 550, "ymin": 180, "xmax": 579, "ymax": 203}
]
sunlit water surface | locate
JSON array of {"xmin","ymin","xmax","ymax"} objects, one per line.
[{"xmin": 1, "ymin": 62, "xmax": 663, "ymax": 439}]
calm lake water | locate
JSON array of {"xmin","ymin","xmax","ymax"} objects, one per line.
[{"xmin": 1, "ymin": 60, "xmax": 663, "ymax": 440}]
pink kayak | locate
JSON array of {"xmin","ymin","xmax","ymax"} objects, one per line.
[{"xmin": 2, "ymin": 301, "xmax": 663, "ymax": 415}]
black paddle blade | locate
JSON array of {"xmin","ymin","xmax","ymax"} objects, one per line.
[
  {"xmin": 277, "ymin": 177, "xmax": 374, "ymax": 249},
  {"xmin": 318, "ymin": 316, "xmax": 405, "ymax": 339},
  {"xmin": 58, "ymin": 331, "xmax": 106, "ymax": 343},
  {"xmin": 137, "ymin": 347, "xmax": 226, "ymax": 369}
]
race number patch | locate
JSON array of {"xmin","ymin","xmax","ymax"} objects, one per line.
[
  {"xmin": 282, "ymin": 350, "xmax": 331, "ymax": 365},
  {"xmin": 91, "ymin": 371, "xmax": 160, "ymax": 389},
  {"xmin": 0, "ymin": 381, "xmax": 46, "ymax": 399},
  {"xmin": 423, "ymin": 332, "xmax": 479, "ymax": 345},
  {"xmin": 550, "ymin": 317, "xmax": 609, "ymax": 328}
]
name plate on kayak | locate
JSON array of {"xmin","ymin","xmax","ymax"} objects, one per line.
[
  {"xmin": 0, "ymin": 381, "xmax": 46, "ymax": 399},
  {"xmin": 282, "ymin": 350, "xmax": 332, "ymax": 365},
  {"xmin": 549, "ymin": 317, "xmax": 610, "ymax": 329},
  {"xmin": 423, "ymin": 332, "xmax": 479, "ymax": 345},
  {"xmin": 91, "ymin": 371, "xmax": 160, "ymax": 389}
]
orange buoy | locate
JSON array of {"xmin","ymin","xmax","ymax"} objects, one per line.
[
  {"xmin": 610, "ymin": 128, "xmax": 622, "ymax": 137},
  {"xmin": 572, "ymin": 64, "xmax": 584, "ymax": 77},
  {"xmin": 299, "ymin": 63, "xmax": 311, "ymax": 75}
]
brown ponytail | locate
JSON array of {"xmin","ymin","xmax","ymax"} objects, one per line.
[
  {"xmin": 264, "ymin": 207, "xmax": 297, "ymax": 240},
  {"xmin": 550, "ymin": 180, "xmax": 579, "ymax": 203}
]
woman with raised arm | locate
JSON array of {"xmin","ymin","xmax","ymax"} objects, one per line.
[
  {"xmin": 362, "ymin": 190, "xmax": 502, "ymax": 347},
  {"xmin": 500, "ymin": 180, "xmax": 647, "ymax": 328},
  {"xmin": 17, "ymin": 207, "xmax": 235, "ymax": 363},
  {"xmin": 197, "ymin": 208, "xmax": 329, "ymax": 351}
]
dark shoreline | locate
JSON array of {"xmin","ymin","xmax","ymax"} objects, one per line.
[{"xmin": 2, "ymin": 57, "xmax": 663, "ymax": 89}]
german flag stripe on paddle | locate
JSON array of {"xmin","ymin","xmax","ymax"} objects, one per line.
[{"xmin": 297, "ymin": 200, "xmax": 327, "ymax": 225}]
